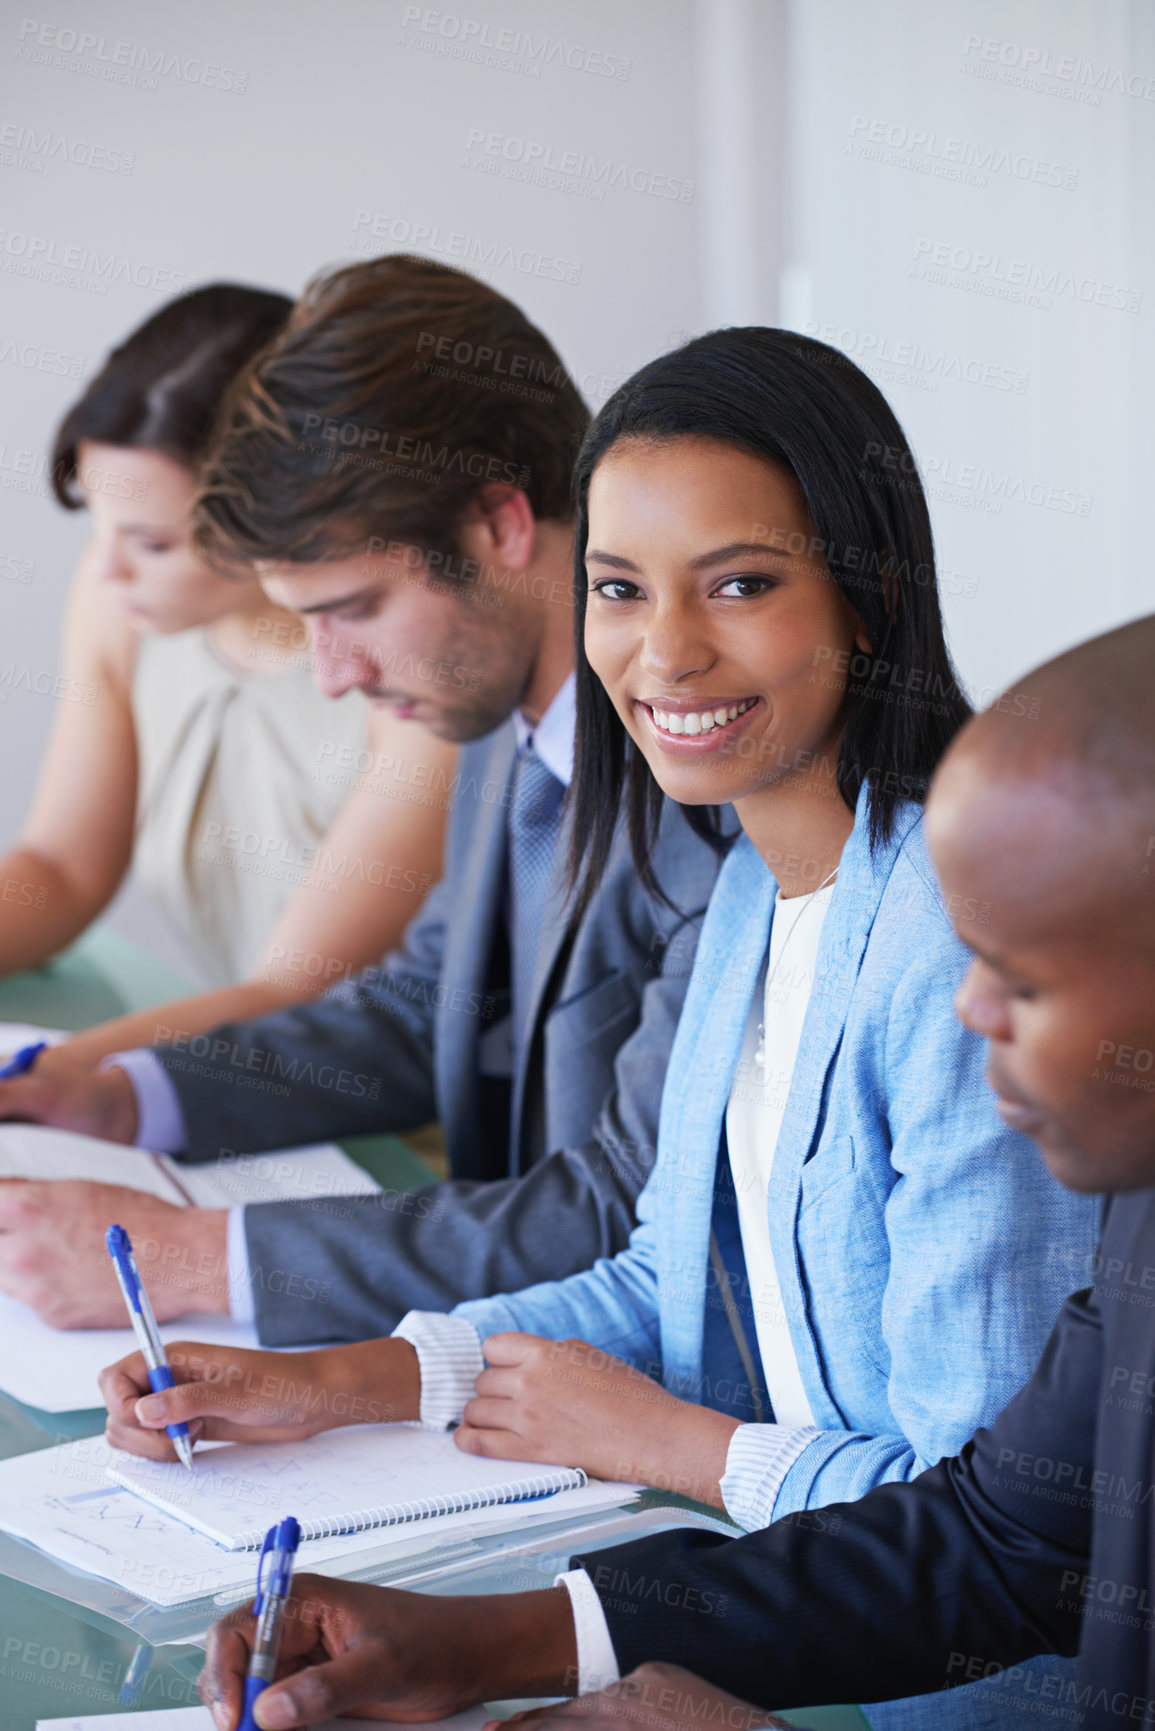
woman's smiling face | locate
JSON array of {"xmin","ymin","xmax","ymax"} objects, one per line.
[{"xmin": 584, "ymin": 435, "xmax": 869, "ymax": 811}]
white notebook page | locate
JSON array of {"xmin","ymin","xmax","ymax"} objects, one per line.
[
  {"xmin": 0, "ymin": 1123, "xmax": 187, "ymax": 1201},
  {"xmin": 108, "ymin": 1424, "xmax": 585, "ymax": 1549}
]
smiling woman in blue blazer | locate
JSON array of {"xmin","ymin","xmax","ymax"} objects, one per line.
[{"xmin": 437, "ymin": 331, "xmax": 1098, "ymax": 1727}]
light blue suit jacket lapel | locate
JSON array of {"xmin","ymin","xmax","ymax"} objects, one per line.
[
  {"xmin": 765, "ymin": 798, "xmax": 920, "ymax": 1424},
  {"xmin": 655, "ymin": 789, "xmax": 924, "ymax": 1422},
  {"xmin": 655, "ymin": 834, "xmax": 776, "ymax": 1389}
]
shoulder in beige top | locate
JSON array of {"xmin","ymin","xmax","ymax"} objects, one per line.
[{"xmin": 132, "ymin": 627, "xmax": 367, "ymax": 986}]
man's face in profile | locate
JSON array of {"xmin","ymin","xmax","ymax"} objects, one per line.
[
  {"xmin": 928, "ymin": 746, "xmax": 1155, "ymax": 1195},
  {"xmin": 261, "ymin": 543, "xmax": 537, "ymax": 744}
]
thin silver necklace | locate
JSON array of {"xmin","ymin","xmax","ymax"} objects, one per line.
[{"xmin": 754, "ymin": 864, "xmax": 839, "ymax": 1071}]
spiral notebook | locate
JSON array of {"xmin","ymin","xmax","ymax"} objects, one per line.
[{"xmin": 107, "ymin": 1423, "xmax": 586, "ymax": 1551}]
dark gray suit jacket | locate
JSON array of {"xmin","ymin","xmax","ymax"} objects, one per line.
[
  {"xmin": 159, "ymin": 721, "xmax": 725, "ymax": 1343},
  {"xmin": 574, "ymin": 1193, "xmax": 1155, "ymax": 1729}
]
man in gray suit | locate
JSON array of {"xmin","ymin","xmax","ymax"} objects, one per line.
[{"xmin": 0, "ymin": 256, "xmax": 723, "ymax": 1345}]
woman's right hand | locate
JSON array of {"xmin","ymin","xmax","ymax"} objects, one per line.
[
  {"xmin": 0, "ymin": 1044, "xmax": 139, "ymax": 1141},
  {"xmin": 99, "ymin": 1336, "xmax": 421, "ymax": 1461}
]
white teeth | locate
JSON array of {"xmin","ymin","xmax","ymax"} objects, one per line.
[{"xmin": 649, "ymin": 698, "xmax": 755, "ymax": 737}]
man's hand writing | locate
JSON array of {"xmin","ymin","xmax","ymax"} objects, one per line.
[
  {"xmin": 199, "ymin": 1575, "xmax": 577, "ymax": 1729},
  {"xmin": 0, "ymin": 1182, "xmax": 229, "ymax": 1327},
  {"xmin": 0, "ymin": 1044, "xmax": 138, "ymax": 1140}
]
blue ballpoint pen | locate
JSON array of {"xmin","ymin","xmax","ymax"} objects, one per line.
[
  {"xmin": 105, "ymin": 1223, "xmax": 195, "ymax": 1471},
  {"xmin": 239, "ymin": 1516, "xmax": 302, "ymax": 1731},
  {"xmin": 118, "ymin": 1641, "xmax": 153, "ymax": 1707},
  {"xmin": 0, "ymin": 1041, "xmax": 46, "ymax": 1079}
]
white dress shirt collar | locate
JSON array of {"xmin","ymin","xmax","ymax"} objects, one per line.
[{"xmin": 512, "ymin": 670, "xmax": 575, "ymax": 788}]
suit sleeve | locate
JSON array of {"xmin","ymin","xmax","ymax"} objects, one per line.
[
  {"xmin": 573, "ymin": 1279, "xmax": 1098, "ymax": 1706},
  {"xmin": 155, "ymin": 877, "xmax": 450, "ymax": 1159},
  {"xmin": 243, "ymin": 900, "xmax": 700, "ymax": 1345}
]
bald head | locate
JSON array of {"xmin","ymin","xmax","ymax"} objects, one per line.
[
  {"xmin": 934, "ymin": 613, "xmax": 1155, "ymax": 942},
  {"xmin": 956, "ymin": 611, "xmax": 1155, "ymax": 837},
  {"xmin": 925, "ymin": 613, "xmax": 1155, "ymax": 1194}
]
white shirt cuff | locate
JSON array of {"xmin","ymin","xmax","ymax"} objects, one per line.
[
  {"xmin": 103, "ymin": 1049, "xmax": 187, "ymax": 1153},
  {"xmin": 226, "ymin": 1207, "xmax": 255, "ymax": 1325},
  {"xmin": 392, "ymin": 1311, "xmax": 485, "ymax": 1429},
  {"xmin": 557, "ymin": 1568, "xmax": 620, "ymax": 1692},
  {"xmin": 720, "ymin": 1421, "xmax": 821, "ymax": 1530}
]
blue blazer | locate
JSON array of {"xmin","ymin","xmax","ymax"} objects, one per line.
[
  {"xmin": 460, "ymin": 787, "xmax": 1097, "ymax": 1494},
  {"xmin": 457, "ymin": 789, "xmax": 1098, "ymax": 1728}
]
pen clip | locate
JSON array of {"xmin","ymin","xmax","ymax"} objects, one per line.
[
  {"xmin": 106, "ymin": 1224, "xmax": 140, "ymax": 1306},
  {"xmin": 253, "ymin": 1525, "xmax": 276, "ymax": 1618}
]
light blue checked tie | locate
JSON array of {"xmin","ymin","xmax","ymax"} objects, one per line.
[{"xmin": 507, "ymin": 743, "xmax": 565, "ymax": 1063}]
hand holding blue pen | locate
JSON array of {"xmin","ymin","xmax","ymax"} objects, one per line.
[
  {"xmin": 0, "ymin": 1041, "xmax": 46, "ymax": 1079},
  {"xmin": 239, "ymin": 1516, "xmax": 301, "ymax": 1731},
  {"xmin": 105, "ymin": 1223, "xmax": 195, "ymax": 1471}
]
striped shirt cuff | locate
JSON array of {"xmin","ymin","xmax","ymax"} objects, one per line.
[
  {"xmin": 557, "ymin": 1567, "xmax": 621, "ymax": 1692},
  {"xmin": 392, "ymin": 1311, "xmax": 485, "ymax": 1430},
  {"xmin": 720, "ymin": 1421, "xmax": 821, "ymax": 1530}
]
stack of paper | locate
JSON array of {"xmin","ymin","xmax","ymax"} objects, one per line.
[{"xmin": 0, "ymin": 1432, "xmax": 634, "ymax": 1607}]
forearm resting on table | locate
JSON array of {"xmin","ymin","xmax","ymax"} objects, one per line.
[
  {"xmin": 0, "ymin": 844, "xmax": 108, "ymax": 976},
  {"xmin": 234, "ymin": 1337, "xmax": 424, "ymax": 1429},
  {"xmin": 304, "ymin": 1336, "xmax": 424, "ymax": 1427},
  {"xmin": 62, "ymin": 977, "xmax": 321, "ymax": 1066},
  {"xmin": 142, "ymin": 1205, "xmax": 233, "ymax": 1315},
  {"xmin": 644, "ymin": 1404, "xmax": 740, "ymax": 1509}
]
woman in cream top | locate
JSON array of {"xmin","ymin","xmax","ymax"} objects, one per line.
[
  {"xmin": 132, "ymin": 622, "xmax": 370, "ymax": 988},
  {"xmin": 0, "ymin": 285, "xmax": 455, "ymax": 1062}
]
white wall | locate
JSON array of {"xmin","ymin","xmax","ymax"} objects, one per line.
[
  {"xmin": 1, "ymin": 0, "xmax": 1151, "ymax": 961},
  {"xmin": 780, "ymin": 0, "xmax": 1155, "ymax": 700},
  {"xmin": 0, "ymin": 0, "xmax": 702, "ymax": 964}
]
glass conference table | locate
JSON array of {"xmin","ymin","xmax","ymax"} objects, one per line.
[{"xmin": 0, "ymin": 929, "xmax": 867, "ymax": 1729}]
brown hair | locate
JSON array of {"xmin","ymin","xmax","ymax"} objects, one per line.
[
  {"xmin": 194, "ymin": 253, "xmax": 590, "ymax": 573},
  {"xmin": 50, "ymin": 283, "xmax": 292, "ymax": 508}
]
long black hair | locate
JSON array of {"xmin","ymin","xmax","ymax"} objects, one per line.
[
  {"xmin": 568, "ymin": 327, "xmax": 973, "ymax": 913},
  {"xmin": 51, "ymin": 283, "xmax": 292, "ymax": 507}
]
